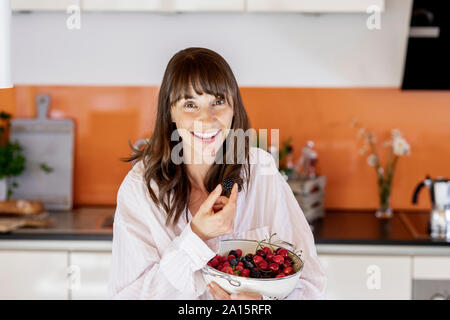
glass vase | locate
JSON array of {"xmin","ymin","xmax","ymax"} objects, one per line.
[{"xmin": 375, "ymin": 183, "xmax": 393, "ymax": 219}]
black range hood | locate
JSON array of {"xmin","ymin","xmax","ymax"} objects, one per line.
[{"xmin": 402, "ymin": 1, "xmax": 450, "ymax": 90}]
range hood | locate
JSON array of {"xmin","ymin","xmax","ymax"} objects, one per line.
[{"xmin": 402, "ymin": 1, "xmax": 450, "ymax": 90}]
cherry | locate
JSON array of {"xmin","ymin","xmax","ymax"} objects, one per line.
[
  {"xmin": 272, "ymin": 255, "xmax": 284, "ymax": 265},
  {"xmin": 256, "ymin": 249, "xmax": 266, "ymax": 258},
  {"xmin": 253, "ymin": 255, "xmax": 264, "ymax": 265},
  {"xmin": 283, "ymin": 266, "xmax": 293, "ymax": 275},
  {"xmin": 268, "ymin": 263, "xmax": 279, "ymax": 272},
  {"xmin": 263, "ymin": 246, "xmax": 272, "ymax": 255},
  {"xmin": 275, "ymin": 273, "xmax": 286, "ymax": 278},
  {"xmin": 266, "ymin": 253, "xmax": 274, "ymax": 262},
  {"xmin": 235, "ymin": 249, "xmax": 242, "ymax": 258},
  {"xmin": 258, "ymin": 260, "xmax": 269, "ymax": 270},
  {"xmin": 277, "ymin": 249, "xmax": 289, "ymax": 258}
]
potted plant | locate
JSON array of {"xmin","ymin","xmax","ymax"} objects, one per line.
[{"xmin": 0, "ymin": 111, "xmax": 26, "ymax": 201}]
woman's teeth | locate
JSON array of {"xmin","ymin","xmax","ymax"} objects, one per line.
[{"xmin": 192, "ymin": 130, "xmax": 220, "ymax": 140}]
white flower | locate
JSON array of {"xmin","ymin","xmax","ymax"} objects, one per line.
[
  {"xmin": 392, "ymin": 128, "xmax": 402, "ymax": 138},
  {"xmin": 367, "ymin": 154, "xmax": 377, "ymax": 166},
  {"xmin": 357, "ymin": 128, "xmax": 366, "ymax": 139},
  {"xmin": 393, "ymin": 136, "xmax": 411, "ymax": 156}
]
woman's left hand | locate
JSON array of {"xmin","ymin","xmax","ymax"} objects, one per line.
[{"xmin": 207, "ymin": 281, "xmax": 262, "ymax": 300}]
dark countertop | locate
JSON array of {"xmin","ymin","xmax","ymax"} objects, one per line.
[{"xmin": 0, "ymin": 207, "xmax": 449, "ymax": 246}]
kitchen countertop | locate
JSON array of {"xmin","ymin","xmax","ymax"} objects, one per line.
[{"xmin": 0, "ymin": 207, "xmax": 449, "ymax": 254}]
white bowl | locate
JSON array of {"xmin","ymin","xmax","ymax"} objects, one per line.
[{"xmin": 202, "ymin": 239, "xmax": 304, "ymax": 300}]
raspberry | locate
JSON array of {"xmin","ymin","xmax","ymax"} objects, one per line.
[{"xmin": 241, "ymin": 269, "xmax": 250, "ymax": 277}]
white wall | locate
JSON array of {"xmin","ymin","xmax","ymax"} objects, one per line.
[{"xmin": 11, "ymin": 0, "xmax": 412, "ymax": 87}]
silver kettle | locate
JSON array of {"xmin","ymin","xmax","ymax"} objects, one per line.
[{"xmin": 412, "ymin": 175, "xmax": 450, "ymax": 239}]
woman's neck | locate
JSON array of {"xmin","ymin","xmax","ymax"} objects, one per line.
[{"xmin": 185, "ymin": 163, "xmax": 211, "ymax": 192}]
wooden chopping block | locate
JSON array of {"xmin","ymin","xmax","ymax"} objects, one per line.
[
  {"xmin": 0, "ymin": 212, "xmax": 53, "ymax": 233},
  {"xmin": 0, "ymin": 200, "xmax": 44, "ymax": 215}
]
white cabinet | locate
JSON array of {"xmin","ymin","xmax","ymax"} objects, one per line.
[
  {"xmin": 247, "ymin": 0, "xmax": 385, "ymax": 13},
  {"xmin": 318, "ymin": 254, "xmax": 412, "ymax": 299},
  {"xmin": 69, "ymin": 251, "xmax": 112, "ymax": 300},
  {"xmin": 413, "ymin": 256, "xmax": 450, "ymax": 280},
  {"xmin": 173, "ymin": 0, "xmax": 245, "ymax": 12},
  {"xmin": 11, "ymin": 0, "xmax": 80, "ymax": 11},
  {"xmin": 0, "ymin": 250, "xmax": 68, "ymax": 299},
  {"xmin": 82, "ymin": 0, "xmax": 170, "ymax": 12},
  {"xmin": 12, "ymin": 0, "xmax": 383, "ymax": 13}
]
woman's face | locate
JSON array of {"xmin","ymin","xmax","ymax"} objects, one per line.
[{"xmin": 171, "ymin": 89, "xmax": 234, "ymax": 164}]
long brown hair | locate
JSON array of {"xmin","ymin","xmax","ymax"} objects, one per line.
[{"xmin": 126, "ymin": 47, "xmax": 251, "ymax": 226}]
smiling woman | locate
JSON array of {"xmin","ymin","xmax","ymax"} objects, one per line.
[{"xmin": 108, "ymin": 47, "xmax": 326, "ymax": 300}]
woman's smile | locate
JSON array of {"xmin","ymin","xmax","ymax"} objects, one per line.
[{"xmin": 190, "ymin": 129, "xmax": 222, "ymax": 144}]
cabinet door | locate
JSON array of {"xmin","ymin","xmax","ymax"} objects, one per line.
[
  {"xmin": 318, "ymin": 255, "xmax": 412, "ymax": 299},
  {"xmin": 0, "ymin": 250, "xmax": 68, "ymax": 299},
  {"xmin": 82, "ymin": 0, "xmax": 168, "ymax": 12},
  {"xmin": 69, "ymin": 251, "xmax": 111, "ymax": 300},
  {"xmin": 12, "ymin": 0, "xmax": 80, "ymax": 11},
  {"xmin": 173, "ymin": 0, "xmax": 245, "ymax": 12},
  {"xmin": 247, "ymin": 0, "xmax": 385, "ymax": 13}
]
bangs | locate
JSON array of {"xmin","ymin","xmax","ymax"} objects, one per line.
[{"xmin": 169, "ymin": 55, "xmax": 235, "ymax": 107}]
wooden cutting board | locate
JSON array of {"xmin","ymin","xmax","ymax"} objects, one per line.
[
  {"xmin": 9, "ymin": 95, "xmax": 74, "ymax": 210},
  {"xmin": 0, "ymin": 212, "xmax": 53, "ymax": 233}
]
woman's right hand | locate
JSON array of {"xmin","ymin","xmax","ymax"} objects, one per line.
[{"xmin": 190, "ymin": 183, "xmax": 238, "ymax": 241}]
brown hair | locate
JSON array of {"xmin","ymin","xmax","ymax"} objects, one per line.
[{"xmin": 126, "ymin": 47, "xmax": 251, "ymax": 226}]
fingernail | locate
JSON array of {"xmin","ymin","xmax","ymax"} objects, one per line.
[
  {"xmin": 215, "ymin": 185, "xmax": 222, "ymax": 192},
  {"xmin": 210, "ymin": 282, "xmax": 215, "ymax": 288}
]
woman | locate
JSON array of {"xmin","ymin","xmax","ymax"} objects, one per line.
[{"xmin": 108, "ymin": 47, "xmax": 326, "ymax": 300}]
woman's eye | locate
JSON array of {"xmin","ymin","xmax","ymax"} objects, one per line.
[
  {"xmin": 214, "ymin": 99, "xmax": 225, "ymax": 106},
  {"xmin": 184, "ymin": 103, "xmax": 197, "ymax": 109}
]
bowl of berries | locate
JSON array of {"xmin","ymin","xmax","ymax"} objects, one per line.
[{"xmin": 202, "ymin": 237, "xmax": 304, "ymax": 300}]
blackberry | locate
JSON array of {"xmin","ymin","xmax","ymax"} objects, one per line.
[
  {"xmin": 222, "ymin": 177, "xmax": 234, "ymax": 192},
  {"xmin": 244, "ymin": 254, "xmax": 254, "ymax": 262},
  {"xmin": 243, "ymin": 260, "xmax": 254, "ymax": 269},
  {"xmin": 250, "ymin": 269, "xmax": 261, "ymax": 278},
  {"xmin": 229, "ymin": 258, "xmax": 238, "ymax": 266}
]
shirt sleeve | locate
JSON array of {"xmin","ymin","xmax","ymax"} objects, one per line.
[
  {"xmin": 108, "ymin": 171, "xmax": 219, "ymax": 299},
  {"xmin": 257, "ymin": 150, "xmax": 327, "ymax": 299}
]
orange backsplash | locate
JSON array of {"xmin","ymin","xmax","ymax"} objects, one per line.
[{"xmin": 1, "ymin": 85, "xmax": 450, "ymax": 210}]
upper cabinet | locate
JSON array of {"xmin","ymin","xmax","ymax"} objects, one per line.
[
  {"xmin": 12, "ymin": 0, "xmax": 385, "ymax": 13},
  {"xmin": 12, "ymin": 0, "xmax": 80, "ymax": 11},
  {"xmin": 247, "ymin": 0, "xmax": 385, "ymax": 13}
]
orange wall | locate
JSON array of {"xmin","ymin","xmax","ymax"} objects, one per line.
[{"xmin": 2, "ymin": 85, "xmax": 450, "ymax": 210}]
